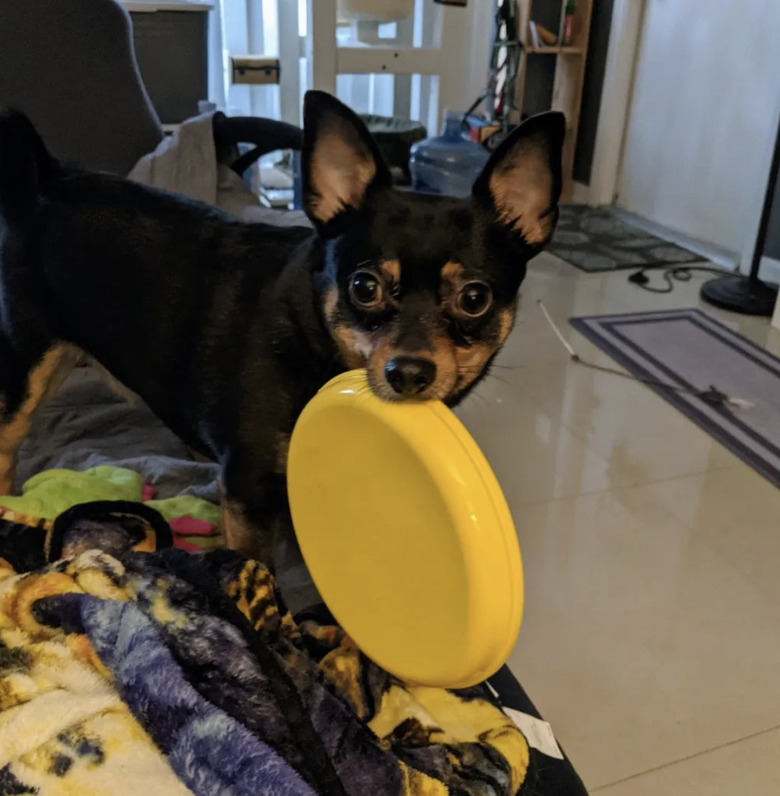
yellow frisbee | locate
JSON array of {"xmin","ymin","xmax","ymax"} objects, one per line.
[{"xmin": 286, "ymin": 370, "xmax": 523, "ymax": 688}]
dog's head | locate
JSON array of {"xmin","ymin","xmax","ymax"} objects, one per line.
[{"xmin": 303, "ymin": 91, "xmax": 564, "ymax": 406}]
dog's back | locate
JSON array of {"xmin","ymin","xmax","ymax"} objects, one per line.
[{"xmin": 0, "ymin": 110, "xmax": 320, "ymax": 459}]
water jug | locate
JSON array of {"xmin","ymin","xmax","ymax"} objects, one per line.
[{"xmin": 409, "ymin": 111, "xmax": 489, "ymax": 197}]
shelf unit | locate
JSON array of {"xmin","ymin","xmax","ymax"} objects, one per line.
[
  {"xmin": 515, "ymin": 0, "xmax": 594, "ymax": 201},
  {"xmin": 306, "ymin": 0, "xmax": 470, "ymax": 135}
]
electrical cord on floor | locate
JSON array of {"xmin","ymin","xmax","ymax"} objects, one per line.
[
  {"xmin": 627, "ymin": 263, "xmax": 726, "ymax": 294},
  {"xmin": 536, "ymin": 300, "xmax": 754, "ymax": 411}
]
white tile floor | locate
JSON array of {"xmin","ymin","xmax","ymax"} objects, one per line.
[{"xmin": 455, "ymin": 254, "xmax": 780, "ymax": 795}]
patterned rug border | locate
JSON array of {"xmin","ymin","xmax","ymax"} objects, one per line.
[{"xmin": 570, "ymin": 308, "xmax": 780, "ymax": 490}]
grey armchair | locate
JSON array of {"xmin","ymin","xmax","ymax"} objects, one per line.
[{"xmin": 0, "ymin": 0, "xmax": 301, "ymax": 179}]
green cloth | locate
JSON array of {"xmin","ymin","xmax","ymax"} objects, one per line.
[
  {"xmin": 0, "ymin": 466, "xmax": 218, "ymax": 525},
  {"xmin": 147, "ymin": 495, "xmax": 220, "ymax": 526}
]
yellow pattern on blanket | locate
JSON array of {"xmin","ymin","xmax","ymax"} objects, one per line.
[{"xmin": 0, "ymin": 560, "xmax": 194, "ymax": 795}]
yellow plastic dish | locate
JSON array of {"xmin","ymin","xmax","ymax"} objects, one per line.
[{"xmin": 286, "ymin": 370, "xmax": 523, "ymax": 689}]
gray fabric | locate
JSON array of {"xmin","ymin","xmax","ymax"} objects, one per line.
[
  {"xmin": 129, "ymin": 111, "xmax": 312, "ymax": 227},
  {"xmin": 0, "ymin": 0, "xmax": 163, "ymax": 174},
  {"xmin": 129, "ymin": 111, "xmax": 227, "ymax": 204},
  {"xmin": 16, "ymin": 365, "xmax": 219, "ymax": 501}
]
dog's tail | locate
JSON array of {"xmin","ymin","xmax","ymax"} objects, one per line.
[{"xmin": 0, "ymin": 110, "xmax": 57, "ymax": 228}]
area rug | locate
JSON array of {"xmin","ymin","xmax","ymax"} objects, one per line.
[
  {"xmin": 570, "ymin": 309, "xmax": 780, "ymax": 489},
  {"xmin": 550, "ymin": 205, "xmax": 703, "ymax": 273}
]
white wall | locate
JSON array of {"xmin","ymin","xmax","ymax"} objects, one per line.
[{"xmin": 616, "ymin": 0, "xmax": 780, "ymax": 256}]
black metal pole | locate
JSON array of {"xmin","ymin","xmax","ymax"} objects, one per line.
[{"xmin": 700, "ymin": 109, "xmax": 780, "ymax": 316}]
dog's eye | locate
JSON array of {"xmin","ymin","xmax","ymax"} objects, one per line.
[
  {"xmin": 456, "ymin": 281, "xmax": 493, "ymax": 318},
  {"xmin": 349, "ymin": 271, "xmax": 384, "ymax": 308}
]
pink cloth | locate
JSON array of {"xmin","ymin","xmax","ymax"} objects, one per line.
[
  {"xmin": 173, "ymin": 537, "xmax": 202, "ymax": 553},
  {"xmin": 168, "ymin": 516, "xmax": 217, "ymax": 538}
]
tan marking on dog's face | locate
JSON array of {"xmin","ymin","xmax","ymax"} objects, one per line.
[
  {"xmin": 322, "ymin": 285, "xmax": 513, "ymax": 402},
  {"xmin": 364, "ymin": 334, "xmax": 394, "ymax": 400},
  {"xmin": 426, "ymin": 337, "xmax": 459, "ymax": 400},
  {"xmin": 497, "ymin": 307, "xmax": 515, "ymax": 344},
  {"xmin": 442, "ymin": 261, "xmax": 465, "ymax": 283},
  {"xmin": 323, "ymin": 287, "xmax": 338, "ymax": 322},
  {"xmin": 379, "ymin": 259, "xmax": 401, "ymax": 284},
  {"xmin": 0, "ymin": 344, "xmax": 80, "ymax": 494},
  {"xmin": 322, "ymin": 286, "xmax": 374, "ymax": 369},
  {"xmin": 452, "ymin": 309, "xmax": 515, "ymax": 392},
  {"xmin": 440, "ymin": 262, "xmax": 467, "ymax": 308},
  {"xmin": 364, "ymin": 327, "xmax": 459, "ymax": 403},
  {"xmin": 454, "ymin": 341, "xmax": 494, "ymax": 378},
  {"xmin": 331, "ymin": 326, "xmax": 372, "ymax": 369}
]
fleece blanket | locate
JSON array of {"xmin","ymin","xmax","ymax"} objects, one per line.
[{"xmin": 0, "ymin": 500, "xmax": 559, "ymax": 796}]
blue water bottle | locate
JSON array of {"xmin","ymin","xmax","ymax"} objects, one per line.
[{"xmin": 409, "ymin": 111, "xmax": 489, "ymax": 197}]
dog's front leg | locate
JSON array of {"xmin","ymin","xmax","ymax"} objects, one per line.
[
  {"xmin": 220, "ymin": 498, "xmax": 279, "ymax": 567},
  {"xmin": 220, "ymin": 456, "xmax": 288, "ymax": 569}
]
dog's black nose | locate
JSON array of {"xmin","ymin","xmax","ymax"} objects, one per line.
[{"xmin": 385, "ymin": 357, "xmax": 437, "ymax": 396}]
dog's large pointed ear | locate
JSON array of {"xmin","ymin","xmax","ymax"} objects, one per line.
[
  {"xmin": 472, "ymin": 112, "xmax": 565, "ymax": 249},
  {"xmin": 302, "ymin": 91, "xmax": 392, "ymax": 235}
]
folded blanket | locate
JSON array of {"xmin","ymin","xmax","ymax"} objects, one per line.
[
  {"xmin": 128, "ymin": 111, "xmax": 311, "ymax": 229},
  {"xmin": 0, "ymin": 501, "xmax": 538, "ymax": 795}
]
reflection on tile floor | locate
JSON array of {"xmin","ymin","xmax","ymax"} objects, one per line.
[{"xmin": 454, "ymin": 253, "xmax": 780, "ymax": 793}]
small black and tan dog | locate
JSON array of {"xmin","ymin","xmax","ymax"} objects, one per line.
[{"xmin": 0, "ymin": 91, "xmax": 563, "ymax": 560}]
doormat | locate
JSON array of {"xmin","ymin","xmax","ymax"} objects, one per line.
[
  {"xmin": 550, "ymin": 205, "xmax": 703, "ymax": 273},
  {"xmin": 570, "ymin": 308, "xmax": 780, "ymax": 489}
]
